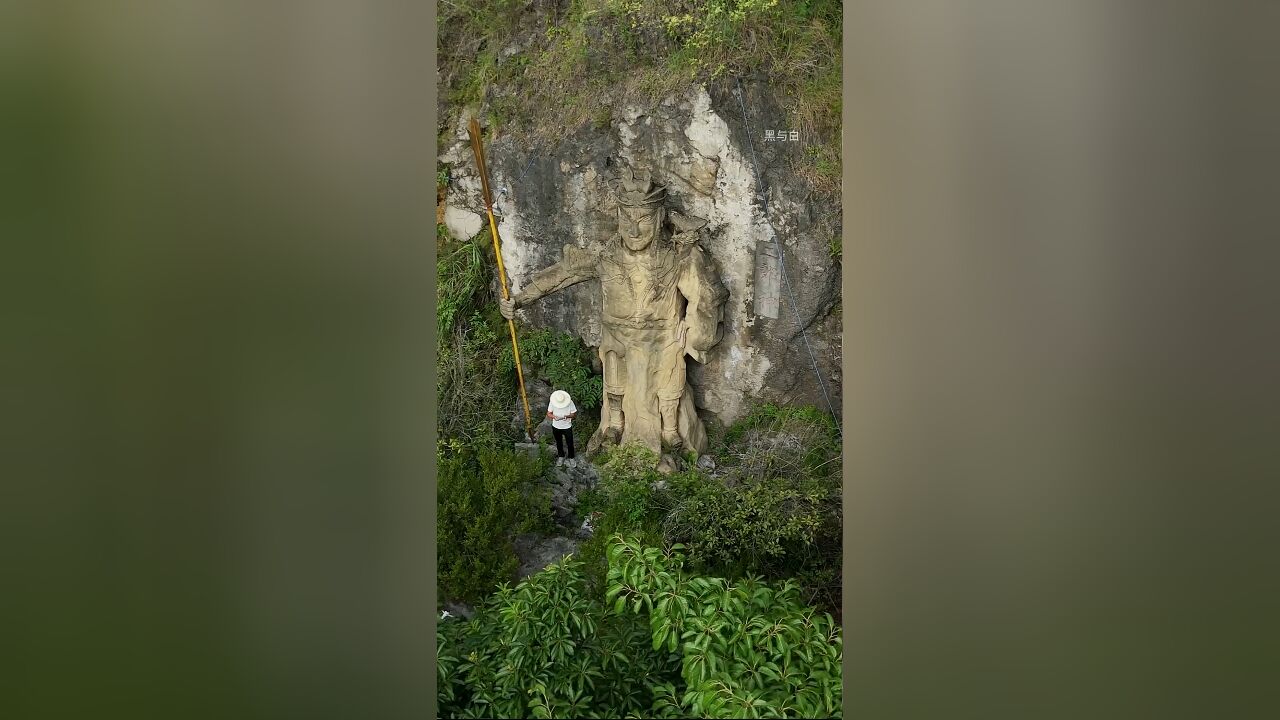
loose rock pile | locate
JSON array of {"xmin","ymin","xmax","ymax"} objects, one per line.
[{"xmin": 509, "ymin": 447, "xmax": 602, "ymax": 578}]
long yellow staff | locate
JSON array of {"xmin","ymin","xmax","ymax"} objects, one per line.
[{"xmin": 467, "ymin": 117, "xmax": 534, "ymax": 442}]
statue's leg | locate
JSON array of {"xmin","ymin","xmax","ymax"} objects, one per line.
[
  {"xmin": 603, "ymin": 349, "xmax": 626, "ymax": 443},
  {"xmin": 659, "ymin": 399, "xmax": 680, "ymax": 448},
  {"xmin": 676, "ymin": 386, "xmax": 709, "ymax": 454},
  {"xmin": 655, "ymin": 339, "xmax": 687, "ymax": 449}
]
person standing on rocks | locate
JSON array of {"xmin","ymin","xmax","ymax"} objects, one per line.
[{"xmin": 547, "ymin": 390, "xmax": 577, "ymax": 464}]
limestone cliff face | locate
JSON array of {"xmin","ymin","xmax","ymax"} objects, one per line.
[{"xmin": 439, "ymin": 83, "xmax": 841, "ymax": 427}]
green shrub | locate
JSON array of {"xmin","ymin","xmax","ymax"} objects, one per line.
[
  {"xmin": 437, "ymin": 621, "xmax": 461, "ymax": 716},
  {"xmin": 437, "ymin": 537, "xmax": 842, "ymax": 718},
  {"xmin": 664, "ymin": 467, "xmax": 829, "ymax": 571},
  {"xmin": 607, "ymin": 535, "xmax": 842, "ymax": 718},
  {"xmin": 501, "ymin": 328, "xmax": 603, "ymax": 412},
  {"xmin": 437, "ymin": 239, "xmax": 489, "ymax": 338},
  {"xmin": 437, "ymin": 556, "xmax": 681, "ymax": 719},
  {"xmin": 596, "ymin": 443, "xmax": 663, "ymax": 488},
  {"xmin": 438, "ymin": 319, "xmax": 516, "ymax": 446},
  {"xmin": 700, "ymin": 403, "xmax": 842, "ymax": 609},
  {"xmin": 572, "ymin": 444, "xmax": 668, "ymax": 591},
  {"xmin": 575, "ymin": 408, "xmax": 843, "ymax": 613},
  {"xmin": 719, "ymin": 403, "xmax": 841, "ymax": 479},
  {"xmin": 663, "ymin": 404, "xmax": 841, "ymax": 574},
  {"xmin": 437, "ymin": 444, "xmax": 555, "ymax": 605},
  {"xmin": 437, "ymin": 238, "xmax": 527, "ymax": 446}
]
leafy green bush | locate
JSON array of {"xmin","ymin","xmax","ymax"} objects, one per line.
[
  {"xmin": 665, "ymin": 406, "xmax": 840, "ymax": 571},
  {"xmin": 597, "ymin": 446, "xmax": 665, "ymax": 526},
  {"xmin": 437, "ymin": 556, "xmax": 681, "ymax": 719},
  {"xmin": 437, "ymin": 537, "xmax": 842, "ymax": 719},
  {"xmin": 575, "ymin": 407, "xmax": 843, "ymax": 613},
  {"xmin": 500, "ymin": 328, "xmax": 603, "ymax": 412},
  {"xmin": 663, "ymin": 467, "xmax": 829, "ymax": 571},
  {"xmin": 572, "ymin": 444, "xmax": 669, "ymax": 590},
  {"xmin": 438, "ymin": 317, "xmax": 517, "ymax": 446},
  {"xmin": 698, "ymin": 403, "xmax": 842, "ymax": 610},
  {"xmin": 607, "ymin": 535, "xmax": 842, "ymax": 718},
  {"xmin": 437, "ymin": 620, "xmax": 461, "ymax": 715},
  {"xmin": 437, "ymin": 443, "xmax": 555, "ymax": 605}
]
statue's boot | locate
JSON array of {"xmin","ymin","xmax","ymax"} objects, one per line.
[
  {"xmin": 585, "ymin": 431, "xmax": 603, "ymax": 457},
  {"xmin": 657, "ymin": 454, "xmax": 680, "ymax": 475},
  {"xmin": 592, "ymin": 393, "xmax": 623, "ymax": 452},
  {"xmin": 604, "ymin": 394, "xmax": 624, "ymax": 440},
  {"xmin": 659, "ymin": 398, "xmax": 681, "ymax": 449}
]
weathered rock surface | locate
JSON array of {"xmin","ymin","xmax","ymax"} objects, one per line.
[
  {"xmin": 546, "ymin": 458, "xmax": 598, "ymax": 524},
  {"xmin": 440, "ymin": 83, "xmax": 841, "ymax": 428},
  {"xmin": 443, "ymin": 204, "xmax": 483, "ymax": 242},
  {"xmin": 441, "ymin": 600, "xmax": 474, "ymax": 621},
  {"xmin": 512, "ymin": 533, "xmax": 580, "ymax": 581},
  {"xmin": 511, "ymin": 379, "xmax": 556, "ymax": 440},
  {"xmin": 511, "ymin": 456, "xmax": 599, "ymax": 577},
  {"xmin": 502, "ymin": 455, "xmax": 603, "ymax": 581}
]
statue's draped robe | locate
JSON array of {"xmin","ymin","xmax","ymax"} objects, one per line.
[{"xmin": 520, "ymin": 233, "xmax": 727, "ymax": 454}]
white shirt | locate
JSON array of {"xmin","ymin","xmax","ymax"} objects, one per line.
[{"xmin": 548, "ymin": 398, "xmax": 576, "ymax": 430}]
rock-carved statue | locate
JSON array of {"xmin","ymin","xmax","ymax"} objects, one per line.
[{"xmin": 500, "ymin": 169, "xmax": 729, "ymax": 469}]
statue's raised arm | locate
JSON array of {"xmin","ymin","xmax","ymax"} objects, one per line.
[{"xmin": 499, "ymin": 243, "xmax": 599, "ymax": 320}]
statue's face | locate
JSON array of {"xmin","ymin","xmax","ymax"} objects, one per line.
[{"xmin": 618, "ymin": 206, "xmax": 664, "ymax": 251}]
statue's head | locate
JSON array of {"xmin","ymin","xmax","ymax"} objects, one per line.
[{"xmin": 613, "ymin": 169, "xmax": 667, "ymax": 252}]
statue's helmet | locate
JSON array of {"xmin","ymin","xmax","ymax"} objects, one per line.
[{"xmin": 612, "ymin": 168, "xmax": 666, "ymax": 209}]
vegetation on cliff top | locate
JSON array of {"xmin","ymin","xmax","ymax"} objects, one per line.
[{"xmin": 438, "ymin": 0, "xmax": 841, "ymax": 191}]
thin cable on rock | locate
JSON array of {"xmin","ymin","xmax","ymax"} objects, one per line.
[
  {"xmin": 733, "ymin": 76, "xmax": 842, "ymax": 437},
  {"xmin": 492, "ymin": 151, "xmax": 541, "ymax": 215}
]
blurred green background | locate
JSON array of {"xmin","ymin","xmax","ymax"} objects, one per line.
[
  {"xmin": 1, "ymin": 3, "xmax": 435, "ymax": 718},
  {"xmin": 1, "ymin": 2, "xmax": 1278, "ymax": 719}
]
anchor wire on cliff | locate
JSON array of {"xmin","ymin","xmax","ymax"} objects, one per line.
[
  {"xmin": 491, "ymin": 151, "xmax": 540, "ymax": 217},
  {"xmin": 733, "ymin": 76, "xmax": 842, "ymax": 438}
]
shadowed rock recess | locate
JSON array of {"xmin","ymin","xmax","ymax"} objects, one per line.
[{"xmin": 440, "ymin": 84, "xmax": 842, "ymax": 432}]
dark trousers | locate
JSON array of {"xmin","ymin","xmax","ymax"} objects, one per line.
[{"xmin": 552, "ymin": 426, "xmax": 575, "ymax": 458}]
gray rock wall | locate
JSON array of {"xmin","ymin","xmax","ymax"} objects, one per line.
[{"xmin": 439, "ymin": 84, "xmax": 841, "ymax": 427}]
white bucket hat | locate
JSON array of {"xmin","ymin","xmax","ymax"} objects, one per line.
[{"xmin": 550, "ymin": 390, "xmax": 572, "ymax": 409}]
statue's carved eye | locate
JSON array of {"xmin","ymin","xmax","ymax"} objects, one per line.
[{"xmin": 620, "ymin": 209, "xmax": 656, "ymax": 225}]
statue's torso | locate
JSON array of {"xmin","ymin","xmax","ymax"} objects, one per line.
[{"xmin": 599, "ymin": 237, "xmax": 683, "ymax": 330}]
